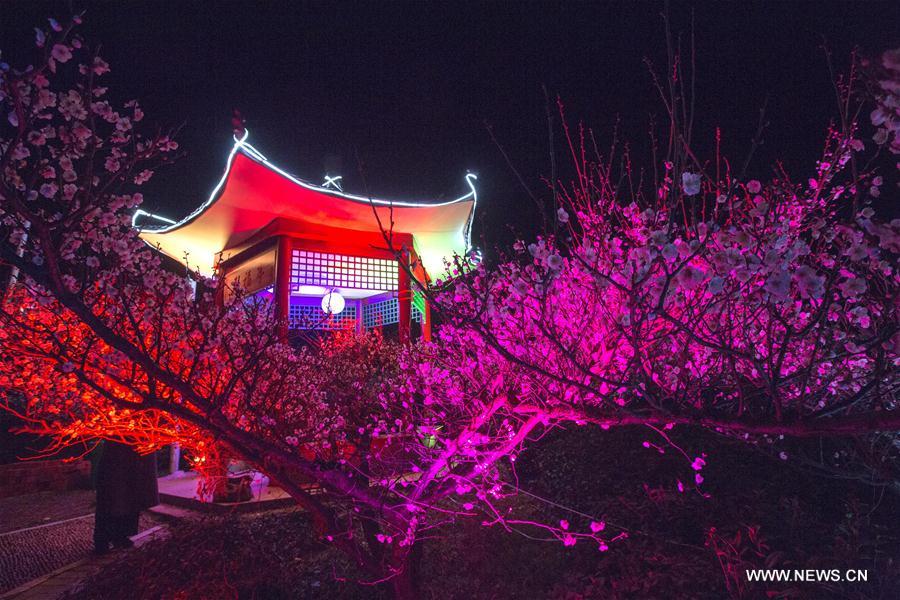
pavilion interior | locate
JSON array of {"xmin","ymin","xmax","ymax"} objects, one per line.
[{"xmin": 227, "ymin": 245, "xmax": 424, "ymax": 333}]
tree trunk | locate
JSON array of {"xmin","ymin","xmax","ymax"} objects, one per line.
[
  {"xmin": 389, "ymin": 570, "xmax": 416, "ymax": 600},
  {"xmin": 387, "ymin": 543, "xmax": 421, "ymax": 600}
]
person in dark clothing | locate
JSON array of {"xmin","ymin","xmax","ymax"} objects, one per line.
[{"xmin": 93, "ymin": 441, "xmax": 159, "ymax": 554}]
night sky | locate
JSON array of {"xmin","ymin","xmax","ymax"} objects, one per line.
[{"xmin": 2, "ymin": 1, "xmax": 899, "ymax": 248}]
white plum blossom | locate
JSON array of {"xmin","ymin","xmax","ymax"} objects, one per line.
[
  {"xmin": 764, "ymin": 269, "xmax": 791, "ymax": 300},
  {"xmin": 839, "ymin": 277, "xmax": 867, "ymax": 298},
  {"xmin": 92, "ymin": 57, "xmax": 110, "ymax": 75},
  {"xmin": 39, "ymin": 183, "xmax": 57, "ymax": 198},
  {"xmin": 50, "ymin": 44, "xmax": 71, "ymax": 63},
  {"xmin": 681, "ymin": 172, "xmax": 702, "ymax": 196},
  {"xmin": 661, "ymin": 243, "xmax": 678, "ymax": 262},
  {"xmin": 794, "ymin": 265, "xmax": 825, "ymax": 299},
  {"xmin": 707, "ymin": 276, "xmax": 725, "ymax": 295},
  {"xmin": 675, "ymin": 265, "xmax": 705, "ymax": 290},
  {"xmin": 547, "ymin": 254, "xmax": 564, "ymax": 271}
]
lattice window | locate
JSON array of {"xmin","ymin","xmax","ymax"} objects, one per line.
[
  {"xmin": 362, "ymin": 297, "xmax": 424, "ymax": 328},
  {"xmin": 291, "ymin": 250, "xmax": 397, "ymax": 291},
  {"xmin": 363, "ymin": 298, "xmax": 399, "ymax": 328},
  {"xmin": 289, "ymin": 303, "xmax": 357, "ymax": 330}
]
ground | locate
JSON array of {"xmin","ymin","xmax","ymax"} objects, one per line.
[
  {"xmin": 42, "ymin": 428, "xmax": 900, "ymax": 599},
  {"xmin": 1, "ymin": 428, "xmax": 898, "ymax": 599},
  {"xmin": 0, "ymin": 490, "xmax": 161, "ymax": 595},
  {"xmin": 0, "ymin": 490, "xmax": 96, "ymax": 534}
]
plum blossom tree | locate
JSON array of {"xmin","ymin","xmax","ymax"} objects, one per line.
[
  {"xmin": 0, "ymin": 18, "xmax": 612, "ymax": 598},
  {"xmin": 2, "ymin": 13, "xmax": 899, "ymax": 598},
  {"xmin": 423, "ymin": 48, "xmax": 900, "ymax": 490}
]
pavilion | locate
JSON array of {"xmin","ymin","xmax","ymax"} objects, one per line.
[{"xmin": 134, "ymin": 131, "xmax": 477, "ymax": 342}]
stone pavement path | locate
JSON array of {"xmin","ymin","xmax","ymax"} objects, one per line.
[
  {"xmin": 6, "ymin": 524, "xmax": 168, "ymax": 600},
  {"xmin": 0, "ymin": 491, "xmax": 95, "ymax": 534},
  {"xmin": 0, "ymin": 490, "xmax": 160, "ymax": 596}
]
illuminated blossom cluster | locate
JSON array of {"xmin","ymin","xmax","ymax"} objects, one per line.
[
  {"xmin": 867, "ymin": 48, "xmax": 900, "ymax": 157},
  {"xmin": 0, "ymin": 21, "xmax": 615, "ymax": 596},
  {"xmin": 427, "ymin": 97, "xmax": 899, "ymax": 485}
]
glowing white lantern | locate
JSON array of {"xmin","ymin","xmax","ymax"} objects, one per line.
[{"xmin": 321, "ymin": 290, "xmax": 345, "ymax": 315}]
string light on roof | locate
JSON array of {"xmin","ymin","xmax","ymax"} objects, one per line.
[
  {"xmin": 131, "ymin": 209, "xmax": 177, "ymax": 228},
  {"xmin": 134, "ymin": 129, "xmax": 479, "ymax": 278}
]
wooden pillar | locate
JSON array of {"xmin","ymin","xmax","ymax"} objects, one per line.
[
  {"xmin": 274, "ymin": 236, "xmax": 292, "ymax": 340},
  {"xmin": 398, "ymin": 250, "xmax": 411, "ymax": 344},
  {"xmin": 423, "ymin": 299, "xmax": 432, "ymax": 342}
]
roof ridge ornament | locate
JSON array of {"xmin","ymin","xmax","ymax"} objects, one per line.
[{"xmin": 322, "ymin": 175, "xmax": 343, "ymax": 192}]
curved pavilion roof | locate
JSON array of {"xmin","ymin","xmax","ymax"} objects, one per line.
[{"xmin": 136, "ymin": 132, "xmax": 477, "ymax": 278}]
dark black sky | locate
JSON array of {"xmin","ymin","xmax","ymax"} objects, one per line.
[{"xmin": 3, "ymin": 1, "xmax": 899, "ymax": 246}]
